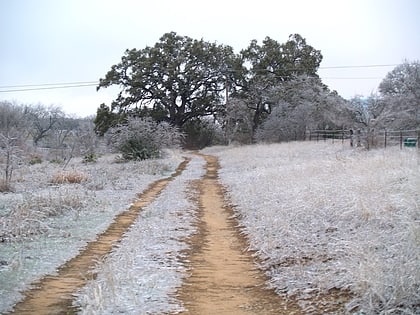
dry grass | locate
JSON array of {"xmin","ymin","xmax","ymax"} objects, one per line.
[
  {"xmin": 0, "ymin": 152, "xmax": 183, "ymax": 314},
  {"xmin": 0, "ymin": 179, "xmax": 13, "ymax": 192},
  {"xmin": 50, "ymin": 170, "xmax": 89, "ymax": 184},
  {"xmin": 206, "ymin": 142, "xmax": 420, "ymax": 314}
]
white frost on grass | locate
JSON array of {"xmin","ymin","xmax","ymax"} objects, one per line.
[
  {"xmin": 205, "ymin": 142, "xmax": 420, "ymax": 314},
  {"xmin": 73, "ymin": 154, "xmax": 205, "ymax": 314},
  {"xmin": 0, "ymin": 151, "xmax": 183, "ymax": 314}
]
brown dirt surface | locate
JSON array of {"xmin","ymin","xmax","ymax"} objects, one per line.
[
  {"xmin": 177, "ymin": 154, "xmax": 301, "ymax": 315},
  {"xmin": 9, "ymin": 158, "xmax": 190, "ymax": 315}
]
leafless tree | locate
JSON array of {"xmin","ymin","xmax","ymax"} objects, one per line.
[
  {"xmin": 0, "ymin": 102, "xmax": 26, "ymax": 190},
  {"xmin": 24, "ymin": 104, "xmax": 65, "ymax": 146}
]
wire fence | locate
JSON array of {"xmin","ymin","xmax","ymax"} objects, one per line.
[{"xmin": 306, "ymin": 129, "xmax": 420, "ymax": 150}]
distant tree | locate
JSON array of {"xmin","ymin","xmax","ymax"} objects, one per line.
[
  {"xmin": 240, "ymin": 34, "xmax": 323, "ymax": 132},
  {"xmin": 24, "ymin": 104, "xmax": 65, "ymax": 146},
  {"xmin": 74, "ymin": 118, "xmax": 100, "ymax": 158},
  {"xmin": 255, "ymin": 76, "xmax": 353, "ymax": 142},
  {"xmin": 349, "ymin": 93, "xmax": 385, "ymax": 129},
  {"xmin": 0, "ymin": 101, "xmax": 26, "ymax": 190},
  {"xmin": 96, "ymin": 32, "xmax": 238, "ymax": 131},
  {"xmin": 94, "ymin": 103, "xmax": 123, "ymax": 136},
  {"xmin": 242, "ymin": 34, "xmax": 323, "ymax": 82},
  {"xmin": 378, "ymin": 60, "xmax": 420, "ymax": 129}
]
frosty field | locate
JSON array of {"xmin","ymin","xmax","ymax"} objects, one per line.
[
  {"xmin": 0, "ymin": 142, "xmax": 419, "ymax": 314},
  {"xmin": 0, "ymin": 151, "xmax": 183, "ymax": 314},
  {"xmin": 205, "ymin": 142, "xmax": 420, "ymax": 314}
]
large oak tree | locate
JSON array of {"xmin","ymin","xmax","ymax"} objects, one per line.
[{"xmin": 97, "ymin": 32, "xmax": 239, "ymax": 129}]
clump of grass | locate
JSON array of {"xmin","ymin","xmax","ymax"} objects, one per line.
[
  {"xmin": 0, "ymin": 192, "xmax": 85, "ymax": 241},
  {"xmin": 51, "ymin": 171, "xmax": 88, "ymax": 184},
  {"xmin": 0, "ymin": 179, "xmax": 13, "ymax": 193}
]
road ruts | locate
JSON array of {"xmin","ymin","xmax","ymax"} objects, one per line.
[
  {"xmin": 9, "ymin": 158, "xmax": 190, "ymax": 315},
  {"xmin": 177, "ymin": 154, "xmax": 301, "ymax": 315}
]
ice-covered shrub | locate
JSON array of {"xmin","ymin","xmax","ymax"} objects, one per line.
[
  {"xmin": 82, "ymin": 153, "xmax": 97, "ymax": 164},
  {"xmin": 106, "ymin": 117, "xmax": 183, "ymax": 160}
]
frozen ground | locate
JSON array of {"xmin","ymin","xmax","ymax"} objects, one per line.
[
  {"xmin": 73, "ymin": 155, "xmax": 205, "ymax": 314},
  {"xmin": 1, "ymin": 143, "xmax": 419, "ymax": 314},
  {"xmin": 0, "ymin": 151, "xmax": 183, "ymax": 314},
  {"xmin": 204, "ymin": 142, "xmax": 420, "ymax": 314}
]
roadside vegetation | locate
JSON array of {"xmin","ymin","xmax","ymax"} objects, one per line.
[{"xmin": 206, "ymin": 142, "xmax": 419, "ymax": 314}]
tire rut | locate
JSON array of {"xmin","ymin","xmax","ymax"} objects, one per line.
[
  {"xmin": 9, "ymin": 158, "xmax": 190, "ymax": 315},
  {"xmin": 177, "ymin": 154, "xmax": 301, "ymax": 315}
]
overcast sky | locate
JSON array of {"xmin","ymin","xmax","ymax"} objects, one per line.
[{"xmin": 1, "ymin": 0, "xmax": 419, "ymax": 117}]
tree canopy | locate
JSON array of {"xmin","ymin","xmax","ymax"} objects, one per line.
[
  {"xmin": 97, "ymin": 32, "xmax": 238, "ymax": 128},
  {"xmin": 351, "ymin": 61, "xmax": 420, "ymax": 130},
  {"xmin": 95, "ymin": 32, "xmax": 324, "ymax": 137}
]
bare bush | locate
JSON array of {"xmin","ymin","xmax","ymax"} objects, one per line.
[{"xmin": 50, "ymin": 170, "xmax": 89, "ymax": 184}]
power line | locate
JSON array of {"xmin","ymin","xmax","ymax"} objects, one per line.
[
  {"xmin": 319, "ymin": 64, "xmax": 397, "ymax": 69},
  {"xmin": 0, "ymin": 63, "xmax": 398, "ymax": 93},
  {"xmin": 0, "ymin": 81, "xmax": 98, "ymax": 89},
  {"xmin": 0, "ymin": 82, "xmax": 98, "ymax": 93},
  {"xmin": 323, "ymin": 77, "xmax": 383, "ymax": 80}
]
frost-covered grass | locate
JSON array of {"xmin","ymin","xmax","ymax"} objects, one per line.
[
  {"xmin": 0, "ymin": 150, "xmax": 183, "ymax": 314},
  {"xmin": 73, "ymin": 155, "xmax": 205, "ymax": 314},
  {"xmin": 204, "ymin": 142, "xmax": 420, "ymax": 314},
  {"xmin": 2, "ymin": 142, "xmax": 419, "ymax": 314}
]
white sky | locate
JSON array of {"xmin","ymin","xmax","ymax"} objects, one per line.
[{"xmin": 1, "ymin": 0, "xmax": 419, "ymax": 117}]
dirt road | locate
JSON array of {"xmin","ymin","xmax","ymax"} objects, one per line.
[
  {"xmin": 177, "ymin": 154, "xmax": 299, "ymax": 314},
  {"xmin": 10, "ymin": 154, "xmax": 299, "ymax": 314}
]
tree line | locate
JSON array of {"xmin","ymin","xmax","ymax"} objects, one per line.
[
  {"xmin": 0, "ymin": 102, "xmax": 97, "ymax": 191},
  {"xmin": 94, "ymin": 32, "xmax": 419, "ymax": 147},
  {"xmin": 1, "ymin": 32, "xmax": 419, "ymax": 189}
]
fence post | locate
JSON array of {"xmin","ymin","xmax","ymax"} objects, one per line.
[
  {"xmin": 400, "ymin": 131, "xmax": 403, "ymax": 149},
  {"xmin": 384, "ymin": 130, "xmax": 387, "ymax": 149}
]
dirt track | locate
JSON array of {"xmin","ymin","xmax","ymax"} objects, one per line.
[
  {"xmin": 10, "ymin": 154, "xmax": 300, "ymax": 314},
  {"xmin": 177, "ymin": 154, "xmax": 300, "ymax": 314}
]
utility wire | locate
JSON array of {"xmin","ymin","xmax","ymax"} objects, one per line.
[
  {"xmin": 0, "ymin": 82, "xmax": 98, "ymax": 93},
  {"xmin": 0, "ymin": 81, "xmax": 98, "ymax": 89},
  {"xmin": 0, "ymin": 63, "xmax": 398, "ymax": 93},
  {"xmin": 319, "ymin": 64, "xmax": 397, "ymax": 69},
  {"xmin": 323, "ymin": 77, "xmax": 383, "ymax": 80}
]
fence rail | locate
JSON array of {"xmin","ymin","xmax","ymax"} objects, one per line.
[{"xmin": 306, "ymin": 129, "xmax": 420, "ymax": 149}]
